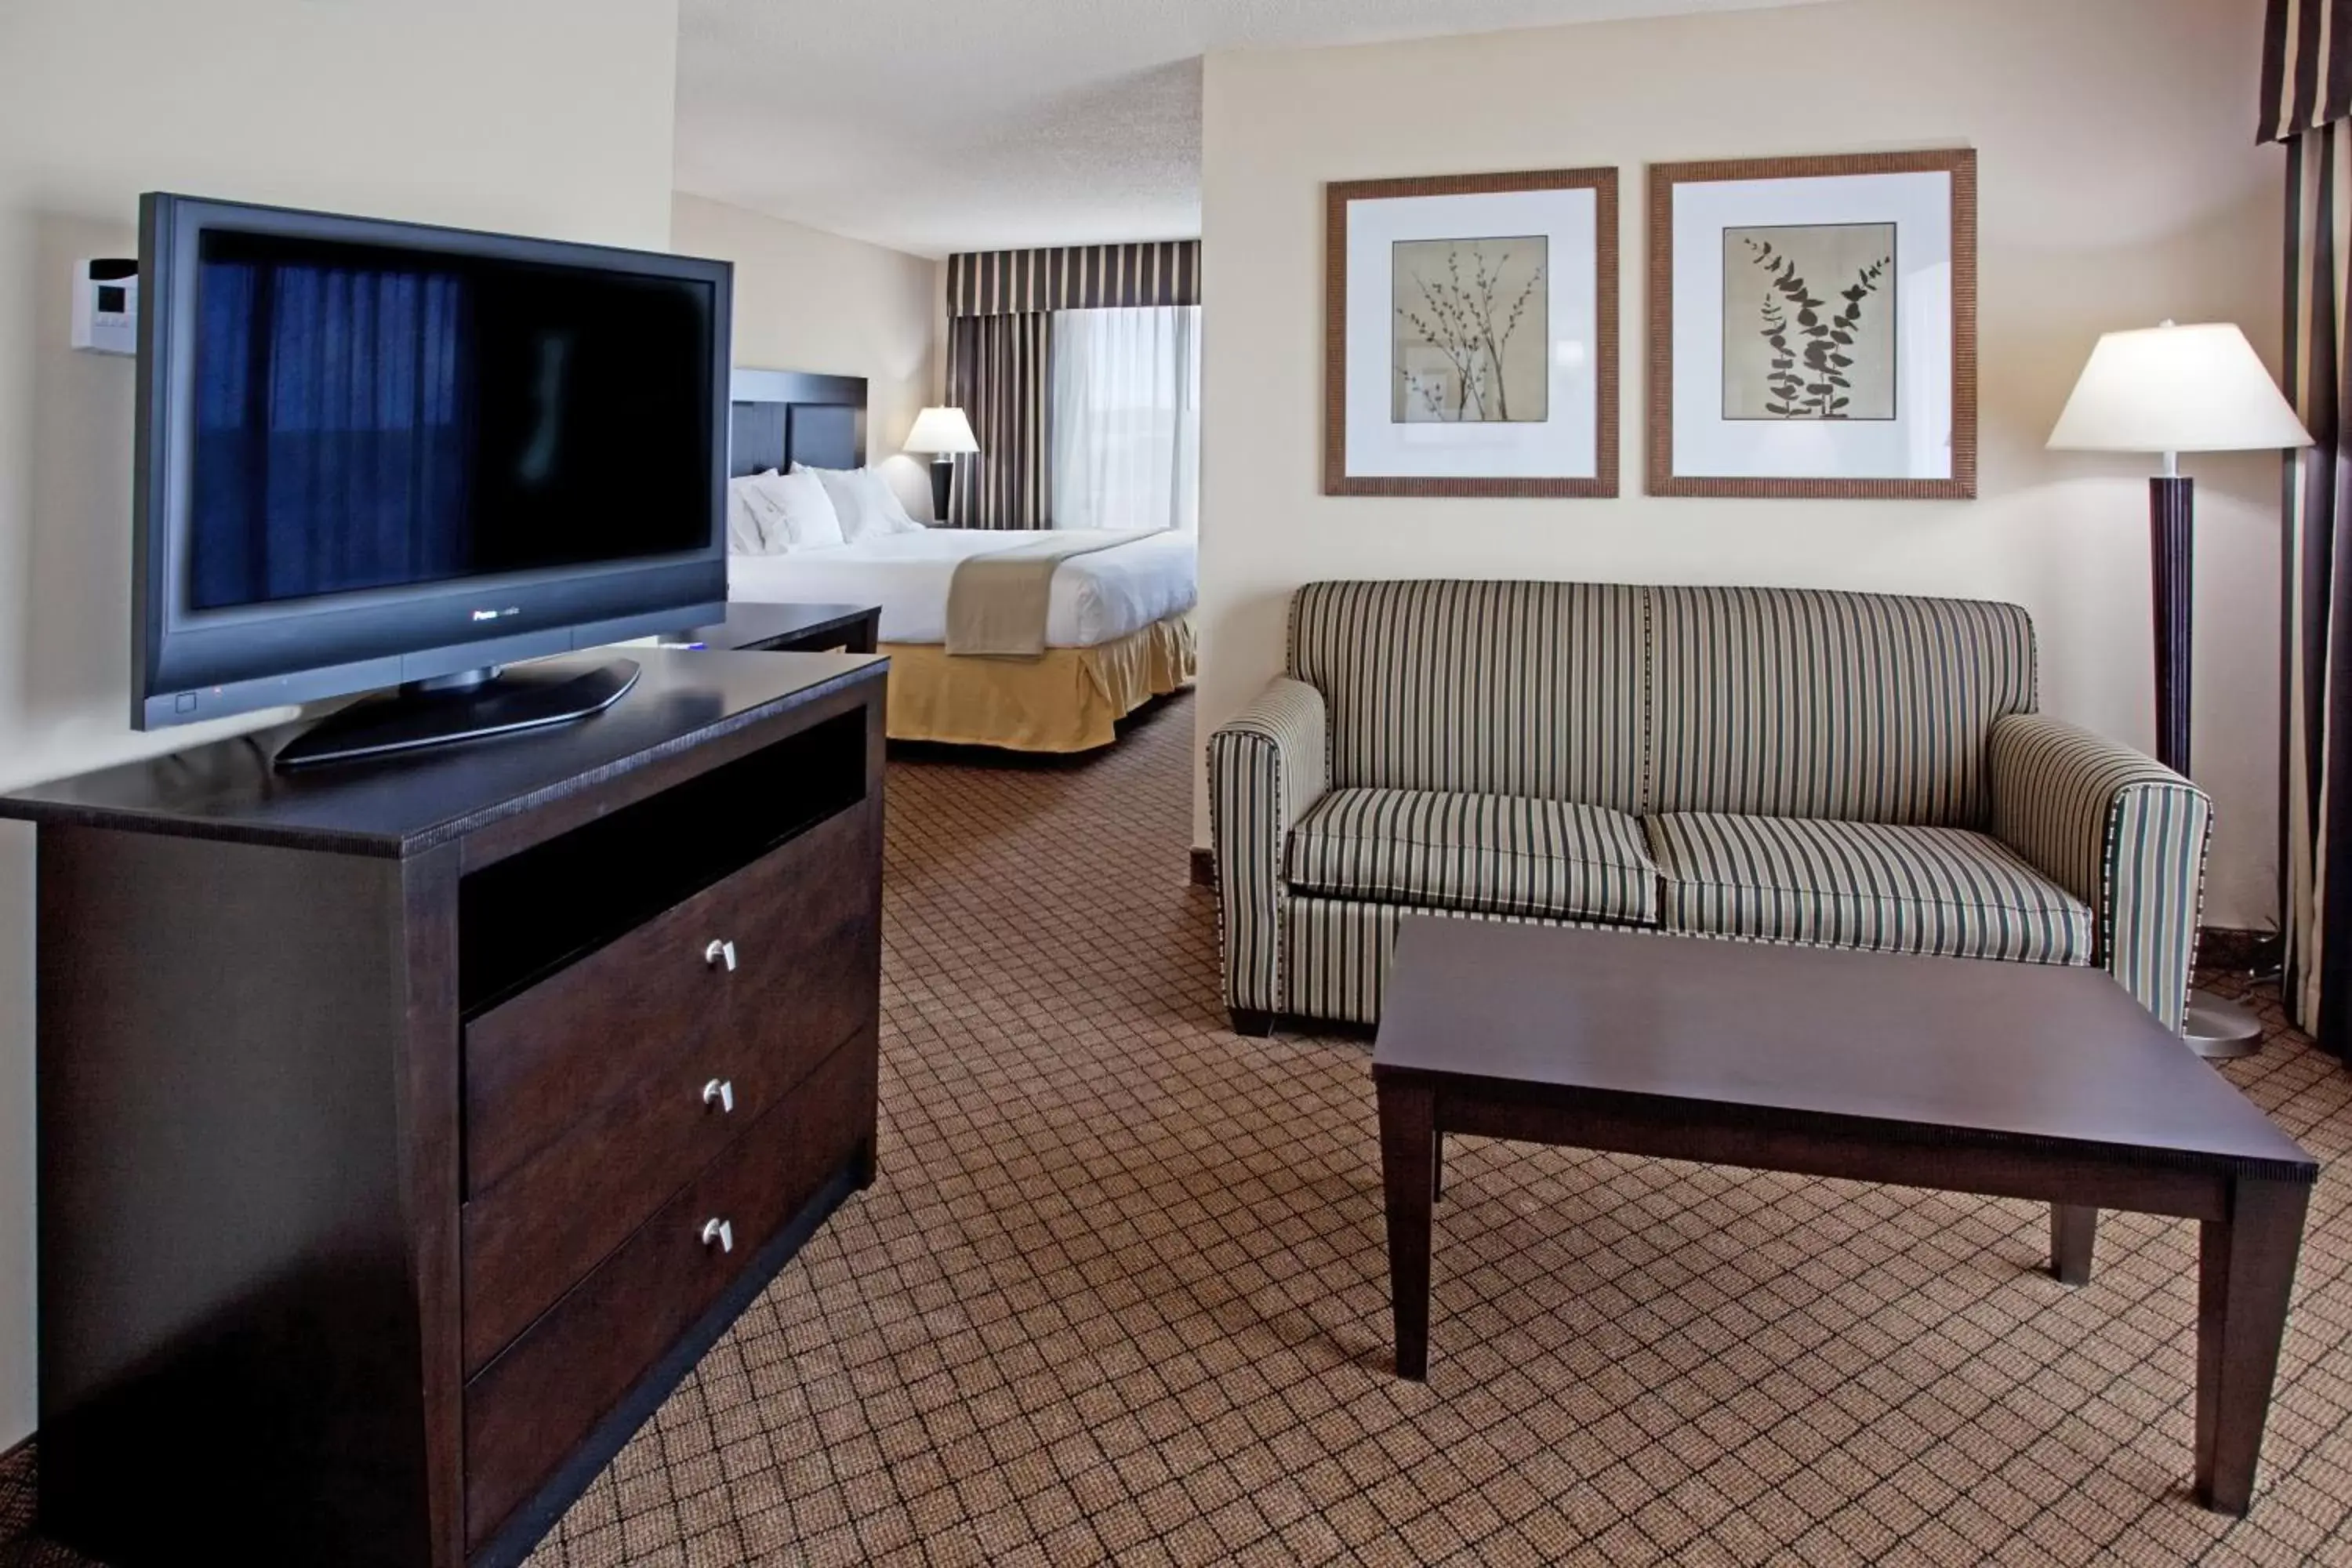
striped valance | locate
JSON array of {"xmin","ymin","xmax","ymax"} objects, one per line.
[
  {"xmin": 946, "ymin": 241, "xmax": 1201, "ymax": 317},
  {"xmin": 2262, "ymin": 0, "xmax": 2352, "ymax": 141}
]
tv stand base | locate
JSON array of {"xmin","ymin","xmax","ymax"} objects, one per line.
[{"xmin": 274, "ymin": 659, "xmax": 640, "ymax": 770}]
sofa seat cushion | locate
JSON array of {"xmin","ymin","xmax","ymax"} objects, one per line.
[
  {"xmin": 1287, "ymin": 788, "xmax": 1660, "ymax": 924},
  {"xmin": 1645, "ymin": 812, "xmax": 2093, "ymax": 964}
]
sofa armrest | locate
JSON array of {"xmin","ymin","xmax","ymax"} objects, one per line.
[
  {"xmin": 1207, "ymin": 677, "xmax": 1331, "ymax": 1020},
  {"xmin": 1987, "ymin": 713, "xmax": 2212, "ymax": 1031}
]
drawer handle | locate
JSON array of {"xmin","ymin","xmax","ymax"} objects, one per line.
[
  {"xmin": 703, "ymin": 938, "xmax": 739, "ymax": 973},
  {"xmin": 700, "ymin": 1217, "xmax": 734, "ymax": 1254},
  {"xmin": 702, "ymin": 1077, "xmax": 735, "ymax": 1114}
]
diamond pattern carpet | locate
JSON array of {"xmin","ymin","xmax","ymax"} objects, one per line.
[{"xmin": 5, "ymin": 688, "xmax": 2352, "ymax": 1565}]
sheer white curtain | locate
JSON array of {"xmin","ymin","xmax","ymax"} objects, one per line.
[{"xmin": 1051, "ymin": 305, "xmax": 1200, "ymax": 532}]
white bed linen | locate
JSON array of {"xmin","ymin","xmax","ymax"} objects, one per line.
[{"xmin": 728, "ymin": 528, "xmax": 1196, "ymax": 648}]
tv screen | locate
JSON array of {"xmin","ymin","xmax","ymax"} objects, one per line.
[
  {"xmin": 187, "ymin": 230, "xmax": 715, "ymax": 610},
  {"xmin": 136, "ymin": 194, "xmax": 731, "ymax": 734}
]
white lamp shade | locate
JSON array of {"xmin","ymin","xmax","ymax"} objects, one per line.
[
  {"xmin": 2047, "ymin": 321, "xmax": 2311, "ymax": 454},
  {"xmin": 903, "ymin": 405, "xmax": 979, "ymax": 456}
]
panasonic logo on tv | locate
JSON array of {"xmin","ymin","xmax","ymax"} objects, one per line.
[{"xmin": 470, "ymin": 607, "xmax": 520, "ymax": 622}]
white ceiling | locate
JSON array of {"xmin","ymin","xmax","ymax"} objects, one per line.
[{"xmin": 673, "ymin": 0, "xmax": 1820, "ymax": 258}]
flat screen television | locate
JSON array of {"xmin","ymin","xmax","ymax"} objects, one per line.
[{"xmin": 134, "ymin": 193, "xmax": 731, "ymax": 766}]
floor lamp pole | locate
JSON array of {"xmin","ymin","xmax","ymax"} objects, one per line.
[
  {"xmin": 2151, "ymin": 461, "xmax": 2194, "ymax": 775},
  {"xmin": 2151, "ymin": 454, "xmax": 2263, "ymax": 1059}
]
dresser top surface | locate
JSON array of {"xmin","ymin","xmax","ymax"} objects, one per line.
[{"xmin": 0, "ymin": 649, "xmax": 885, "ymax": 856}]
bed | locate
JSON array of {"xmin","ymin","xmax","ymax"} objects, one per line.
[{"xmin": 725, "ymin": 368, "xmax": 1196, "ymax": 752}]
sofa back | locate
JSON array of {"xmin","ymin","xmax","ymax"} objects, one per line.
[
  {"xmin": 1646, "ymin": 586, "xmax": 2037, "ymax": 826},
  {"xmin": 1288, "ymin": 579, "xmax": 1650, "ymax": 810},
  {"xmin": 1287, "ymin": 580, "xmax": 2038, "ymax": 827}
]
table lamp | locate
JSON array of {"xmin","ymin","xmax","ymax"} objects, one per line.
[
  {"xmin": 904, "ymin": 406, "xmax": 979, "ymax": 524},
  {"xmin": 2047, "ymin": 320, "xmax": 2313, "ymax": 1057}
]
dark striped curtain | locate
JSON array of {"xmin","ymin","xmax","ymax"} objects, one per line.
[
  {"xmin": 2269, "ymin": 0, "xmax": 2352, "ymax": 1055},
  {"xmin": 2263, "ymin": 0, "xmax": 2352, "ymax": 140},
  {"xmin": 942, "ymin": 241, "xmax": 1201, "ymax": 530},
  {"xmin": 943, "ymin": 312, "xmax": 1051, "ymax": 530},
  {"xmin": 946, "ymin": 241, "xmax": 1203, "ymax": 317}
]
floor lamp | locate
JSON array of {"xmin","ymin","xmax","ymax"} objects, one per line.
[
  {"xmin": 2047, "ymin": 321, "xmax": 2313, "ymax": 1058},
  {"xmin": 905, "ymin": 405, "xmax": 979, "ymax": 524}
]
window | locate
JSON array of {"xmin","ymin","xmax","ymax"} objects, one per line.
[{"xmin": 1050, "ymin": 305, "xmax": 1200, "ymax": 532}]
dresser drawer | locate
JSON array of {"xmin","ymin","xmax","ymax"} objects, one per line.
[
  {"xmin": 463, "ymin": 1000, "xmax": 834, "ymax": 1371},
  {"xmin": 463, "ymin": 1027, "xmax": 877, "ymax": 1551},
  {"xmin": 463, "ymin": 802, "xmax": 879, "ymax": 1196}
]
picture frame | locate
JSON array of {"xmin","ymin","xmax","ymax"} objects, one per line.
[
  {"xmin": 1325, "ymin": 168, "xmax": 1619, "ymax": 497},
  {"xmin": 1646, "ymin": 149, "xmax": 1976, "ymax": 499}
]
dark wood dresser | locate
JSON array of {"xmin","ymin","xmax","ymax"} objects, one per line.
[
  {"xmin": 659, "ymin": 601, "xmax": 882, "ymax": 655},
  {"xmin": 0, "ymin": 648, "xmax": 888, "ymax": 1567}
]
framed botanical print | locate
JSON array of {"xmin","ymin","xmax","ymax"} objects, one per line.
[
  {"xmin": 1325, "ymin": 168, "xmax": 1618, "ymax": 497},
  {"xmin": 1646, "ymin": 149, "xmax": 1976, "ymax": 499}
]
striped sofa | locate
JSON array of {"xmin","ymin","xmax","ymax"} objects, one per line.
[{"xmin": 1207, "ymin": 581, "xmax": 2212, "ymax": 1035}]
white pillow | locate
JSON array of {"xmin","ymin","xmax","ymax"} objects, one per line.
[
  {"xmin": 748, "ymin": 468, "xmax": 845, "ymax": 551},
  {"xmin": 795, "ymin": 463, "xmax": 923, "ymax": 543},
  {"xmin": 858, "ymin": 469, "xmax": 923, "ymax": 535},
  {"xmin": 725, "ymin": 472, "xmax": 775, "ymax": 555}
]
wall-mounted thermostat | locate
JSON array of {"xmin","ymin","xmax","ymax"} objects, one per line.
[{"xmin": 71, "ymin": 258, "xmax": 138, "ymax": 356}]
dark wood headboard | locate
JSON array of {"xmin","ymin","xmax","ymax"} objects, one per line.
[{"xmin": 728, "ymin": 368, "xmax": 868, "ymax": 477}]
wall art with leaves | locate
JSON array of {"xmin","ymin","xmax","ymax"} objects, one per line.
[
  {"xmin": 1645, "ymin": 148, "xmax": 1975, "ymax": 499},
  {"xmin": 1721, "ymin": 223, "xmax": 1895, "ymax": 420}
]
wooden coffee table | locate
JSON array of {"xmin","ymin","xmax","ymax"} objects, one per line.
[{"xmin": 1372, "ymin": 918, "xmax": 2318, "ymax": 1515}]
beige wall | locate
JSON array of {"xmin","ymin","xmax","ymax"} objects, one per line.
[
  {"xmin": 0, "ymin": 0, "xmax": 684, "ymax": 1449},
  {"xmin": 672, "ymin": 193, "xmax": 942, "ymax": 519},
  {"xmin": 1196, "ymin": 0, "xmax": 2285, "ymax": 933}
]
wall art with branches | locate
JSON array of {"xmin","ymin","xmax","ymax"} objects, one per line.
[
  {"xmin": 1325, "ymin": 165, "xmax": 1617, "ymax": 498},
  {"xmin": 1391, "ymin": 236, "xmax": 1548, "ymax": 423}
]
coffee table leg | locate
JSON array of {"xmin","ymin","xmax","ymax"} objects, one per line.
[
  {"xmin": 2050, "ymin": 1204, "xmax": 2097, "ymax": 1286},
  {"xmin": 1378, "ymin": 1079, "xmax": 1435, "ymax": 1381},
  {"xmin": 2195, "ymin": 1176, "xmax": 2310, "ymax": 1514}
]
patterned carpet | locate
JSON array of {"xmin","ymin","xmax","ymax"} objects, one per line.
[{"xmin": 5, "ymin": 688, "xmax": 2352, "ymax": 1565}]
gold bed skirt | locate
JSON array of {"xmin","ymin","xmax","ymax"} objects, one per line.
[{"xmin": 882, "ymin": 615, "xmax": 1196, "ymax": 753}]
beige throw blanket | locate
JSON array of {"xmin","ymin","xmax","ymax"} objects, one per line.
[{"xmin": 945, "ymin": 528, "xmax": 1160, "ymax": 657}]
